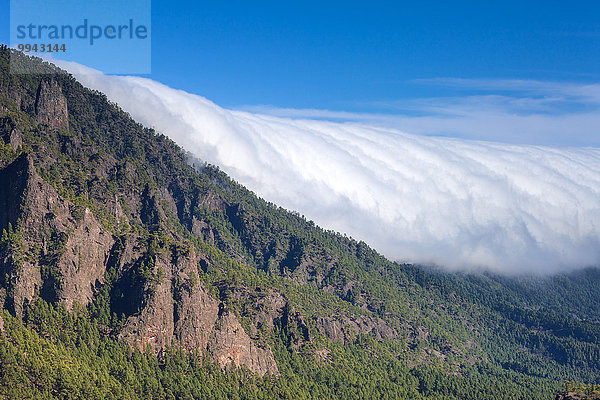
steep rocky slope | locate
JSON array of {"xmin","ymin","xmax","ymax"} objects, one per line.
[
  {"xmin": 0, "ymin": 50, "xmax": 280, "ymax": 376},
  {"xmin": 0, "ymin": 150, "xmax": 279, "ymax": 375}
]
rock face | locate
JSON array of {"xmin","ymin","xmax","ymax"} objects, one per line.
[
  {"xmin": 173, "ymin": 253, "xmax": 219, "ymax": 352},
  {"xmin": 0, "ymin": 154, "xmax": 60, "ymax": 315},
  {"xmin": 0, "ymin": 153, "xmax": 30, "ymax": 233},
  {"xmin": 208, "ymin": 310, "xmax": 279, "ymax": 376},
  {"xmin": 10, "ymin": 261, "xmax": 42, "ymax": 317},
  {"xmin": 56, "ymin": 208, "xmax": 113, "ymax": 309},
  {"xmin": 0, "ymin": 117, "xmax": 22, "ymax": 151},
  {"xmin": 5, "ymin": 128, "xmax": 22, "ymax": 151},
  {"xmin": 0, "ymin": 154, "xmax": 114, "ymax": 313},
  {"xmin": 254, "ymin": 290, "xmax": 287, "ymax": 331},
  {"xmin": 118, "ymin": 248, "xmax": 278, "ymax": 376},
  {"xmin": 35, "ymin": 80, "xmax": 69, "ymax": 131},
  {"xmin": 317, "ymin": 317, "xmax": 345, "ymax": 343},
  {"xmin": 316, "ymin": 315, "xmax": 396, "ymax": 343},
  {"xmin": 0, "ymin": 154, "xmax": 279, "ymax": 376},
  {"xmin": 118, "ymin": 253, "xmax": 177, "ymax": 353}
]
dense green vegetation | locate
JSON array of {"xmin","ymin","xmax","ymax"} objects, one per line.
[
  {"xmin": 0, "ymin": 304, "xmax": 556, "ymax": 400},
  {"xmin": 1, "ymin": 46, "xmax": 599, "ymax": 399}
]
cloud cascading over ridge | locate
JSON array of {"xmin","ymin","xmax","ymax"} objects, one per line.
[{"xmin": 58, "ymin": 61, "xmax": 600, "ymax": 274}]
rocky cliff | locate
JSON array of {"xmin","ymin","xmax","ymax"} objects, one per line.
[
  {"xmin": 35, "ymin": 79, "xmax": 69, "ymax": 131},
  {"xmin": 0, "ymin": 150, "xmax": 278, "ymax": 375},
  {"xmin": 0, "ymin": 154, "xmax": 111, "ymax": 313}
]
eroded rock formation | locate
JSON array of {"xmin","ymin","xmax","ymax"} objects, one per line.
[
  {"xmin": 35, "ymin": 80, "xmax": 69, "ymax": 131},
  {"xmin": 0, "ymin": 154, "xmax": 278, "ymax": 376}
]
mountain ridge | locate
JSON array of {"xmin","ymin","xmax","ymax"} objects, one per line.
[{"xmin": 1, "ymin": 46, "xmax": 599, "ymax": 399}]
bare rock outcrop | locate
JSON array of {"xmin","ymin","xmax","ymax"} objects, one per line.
[
  {"xmin": 0, "ymin": 154, "xmax": 113, "ymax": 312},
  {"xmin": 254, "ymin": 289, "xmax": 287, "ymax": 331},
  {"xmin": 208, "ymin": 310, "xmax": 279, "ymax": 376},
  {"xmin": 119, "ymin": 247, "xmax": 278, "ymax": 376},
  {"xmin": 5, "ymin": 128, "xmax": 22, "ymax": 151},
  {"xmin": 0, "ymin": 153, "xmax": 31, "ymax": 232},
  {"xmin": 173, "ymin": 252, "xmax": 219, "ymax": 352},
  {"xmin": 118, "ymin": 248, "xmax": 219, "ymax": 354},
  {"xmin": 0, "ymin": 155, "xmax": 280, "ymax": 377},
  {"xmin": 0, "ymin": 117, "xmax": 22, "ymax": 151},
  {"xmin": 119, "ymin": 255, "xmax": 176, "ymax": 353},
  {"xmin": 57, "ymin": 208, "xmax": 113, "ymax": 309},
  {"xmin": 316, "ymin": 314, "xmax": 396, "ymax": 343},
  {"xmin": 6, "ymin": 154, "xmax": 73, "ymax": 242},
  {"xmin": 10, "ymin": 262, "xmax": 42, "ymax": 317},
  {"xmin": 317, "ymin": 317, "xmax": 345, "ymax": 343},
  {"xmin": 35, "ymin": 80, "xmax": 69, "ymax": 131}
]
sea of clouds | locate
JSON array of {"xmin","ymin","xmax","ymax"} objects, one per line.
[{"xmin": 58, "ymin": 62, "xmax": 600, "ymax": 274}]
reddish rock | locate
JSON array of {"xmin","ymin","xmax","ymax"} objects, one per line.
[
  {"xmin": 208, "ymin": 310, "xmax": 279, "ymax": 376},
  {"xmin": 173, "ymin": 249, "xmax": 219, "ymax": 352},
  {"xmin": 0, "ymin": 154, "xmax": 114, "ymax": 311},
  {"xmin": 0, "ymin": 154, "xmax": 280, "ymax": 377},
  {"xmin": 57, "ymin": 208, "xmax": 114, "ymax": 309},
  {"xmin": 120, "ymin": 248, "xmax": 278, "ymax": 376},
  {"xmin": 119, "ymin": 256, "xmax": 176, "ymax": 353}
]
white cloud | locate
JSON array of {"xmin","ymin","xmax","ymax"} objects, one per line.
[
  {"xmin": 58, "ymin": 61, "xmax": 600, "ymax": 274},
  {"xmin": 242, "ymin": 79, "xmax": 600, "ymax": 147}
]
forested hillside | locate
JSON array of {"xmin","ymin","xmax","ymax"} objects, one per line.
[{"xmin": 0, "ymin": 46, "xmax": 599, "ymax": 399}]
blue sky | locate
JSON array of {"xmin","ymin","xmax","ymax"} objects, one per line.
[
  {"xmin": 2, "ymin": 0, "xmax": 600, "ymax": 145},
  {"xmin": 155, "ymin": 1, "xmax": 600, "ymax": 111}
]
